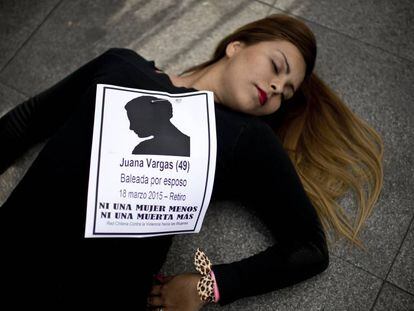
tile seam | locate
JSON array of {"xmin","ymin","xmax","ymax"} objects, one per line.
[
  {"xmin": 370, "ymin": 214, "xmax": 414, "ymax": 309},
  {"xmin": 331, "ymin": 253, "xmax": 384, "ymax": 281},
  {"xmin": 0, "ymin": 80, "xmax": 29, "ymax": 99},
  {"xmin": 383, "ymin": 214, "xmax": 414, "ymax": 287}
]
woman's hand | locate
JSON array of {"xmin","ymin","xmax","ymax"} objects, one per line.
[{"xmin": 147, "ymin": 273, "xmax": 206, "ymax": 311}]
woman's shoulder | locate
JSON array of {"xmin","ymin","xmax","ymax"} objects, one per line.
[
  {"xmin": 87, "ymin": 48, "xmax": 173, "ymax": 91},
  {"xmin": 97, "ymin": 48, "xmax": 155, "ymax": 71},
  {"xmin": 215, "ymin": 105, "xmax": 275, "ymax": 136},
  {"xmin": 99, "ymin": 47, "xmax": 142, "ymax": 60}
]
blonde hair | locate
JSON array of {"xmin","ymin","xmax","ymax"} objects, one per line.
[
  {"xmin": 184, "ymin": 14, "xmax": 384, "ymax": 249},
  {"xmin": 275, "ymin": 73, "xmax": 383, "ymax": 249}
]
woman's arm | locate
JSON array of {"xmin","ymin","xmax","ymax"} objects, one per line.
[
  {"xmin": 212, "ymin": 119, "xmax": 329, "ymax": 305},
  {"xmin": 0, "ymin": 48, "xmax": 136, "ymax": 175}
]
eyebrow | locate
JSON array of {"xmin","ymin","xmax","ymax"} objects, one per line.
[
  {"xmin": 278, "ymin": 49, "xmax": 290, "ymax": 74},
  {"xmin": 277, "ymin": 49, "xmax": 296, "ymax": 93}
]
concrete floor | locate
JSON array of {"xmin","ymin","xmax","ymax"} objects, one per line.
[{"xmin": 0, "ymin": 0, "xmax": 413, "ymax": 310}]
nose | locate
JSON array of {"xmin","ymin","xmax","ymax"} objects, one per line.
[
  {"xmin": 270, "ymin": 79, "xmax": 282, "ymax": 95},
  {"xmin": 269, "ymin": 80, "xmax": 283, "ymax": 112}
]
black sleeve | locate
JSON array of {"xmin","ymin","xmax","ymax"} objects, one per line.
[
  {"xmin": 212, "ymin": 119, "xmax": 329, "ymax": 305},
  {"xmin": 0, "ymin": 48, "xmax": 134, "ymax": 175}
]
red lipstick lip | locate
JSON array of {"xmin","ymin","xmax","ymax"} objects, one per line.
[{"xmin": 256, "ymin": 86, "xmax": 267, "ymax": 106}]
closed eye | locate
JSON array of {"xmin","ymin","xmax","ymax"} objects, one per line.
[
  {"xmin": 272, "ymin": 61, "xmax": 279, "ymax": 74},
  {"xmin": 271, "ymin": 60, "xmax": 289, "ymax": 101}
]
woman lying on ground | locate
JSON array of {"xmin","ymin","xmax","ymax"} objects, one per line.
[{"xmin": 0, "ymin": 14, "xmax": 383, "ymax": 310}]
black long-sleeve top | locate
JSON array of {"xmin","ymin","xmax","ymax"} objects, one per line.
[{"xmin": 0, "ymin": 48, "xmax": 329, "ymax": 305}]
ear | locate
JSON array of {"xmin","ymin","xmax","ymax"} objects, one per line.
[{"xmin": 225, "ymin": 41, "xmax": 244, "ymax": 58}]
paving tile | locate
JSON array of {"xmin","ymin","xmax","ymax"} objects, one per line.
[
  {"xmin": 162, "ymin": 203, "xmax": 382, "ymax": 310},
  {"xmin": 372, "ymin": 282, "xmax": 414, "ymax": 311},
  {"xmin": 329, "ymin": 203, "xmax": 412, "ymax": 281},
  {"xmin": 387, "ymin": 219, "xmax": 414, "ymax": 294},
  {"xmin": 0, "ymin": 0, "xmax": 197, "ymax": 95},
  {"xmin": 0, "ymin": 0, "xmax": 59, "ymax": 71},
  {"xmin": 271, "ymin": 0, "xmax": 414, "ymax": 61}
]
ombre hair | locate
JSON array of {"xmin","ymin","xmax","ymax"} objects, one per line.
[{"xmin": 184, "ymin": 14, "xmax": 384, "ymax": 249}]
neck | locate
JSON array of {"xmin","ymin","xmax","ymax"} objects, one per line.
[{"xmin": 167, "ymin": 59, "xmax": 226, "ymax": 103}]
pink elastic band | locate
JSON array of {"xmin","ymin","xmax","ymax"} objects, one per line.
[{"xmin": 209, "ymin": 270, "xmax": 220, "ymax": 302}]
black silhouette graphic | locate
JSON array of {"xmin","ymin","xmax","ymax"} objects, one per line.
[{"xmin": 125, "ymin": 96, "xmax": 190, "ymax": 156}]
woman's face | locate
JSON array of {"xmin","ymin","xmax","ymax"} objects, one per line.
[{"xmin": 217, "ymin": 40, "xmax": 306, "ymax": 116}]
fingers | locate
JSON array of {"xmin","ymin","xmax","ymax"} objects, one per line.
[
  {"xmin": 148, "ymin": 285, "xmax": 165, "ymax": 309},
  {"xmin": 150, "ymin": 285, "xmax": 162, "ymax": 296},
  {"xmin": 147, "ymin": 275, "xmax": 175, "ymax": 309},
  {"xmin": 147, "ymin": 294, "xmax": 163, "ymax": 308}
]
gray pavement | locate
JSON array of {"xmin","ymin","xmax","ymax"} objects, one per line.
[{"xmin": 0, "ymin": 0, "xmax": 413, "ymax": 310}]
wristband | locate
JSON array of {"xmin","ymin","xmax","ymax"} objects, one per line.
[
  {"xmin": 194, "ymin": 248, "xmax": 218, "ymax": 303},
  {"xmin": 210, "ymin": 270, "xmax": 220, "ymax": 302}
]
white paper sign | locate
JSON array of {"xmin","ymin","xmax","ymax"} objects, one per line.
[{"xmin": 85, "ymin": 84, "xmax": 216, "ymax": 238}]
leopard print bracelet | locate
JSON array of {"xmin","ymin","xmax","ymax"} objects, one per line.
[{"xmin": 194, "ymin": 248, "xmax": 216, "ymax": 303}]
